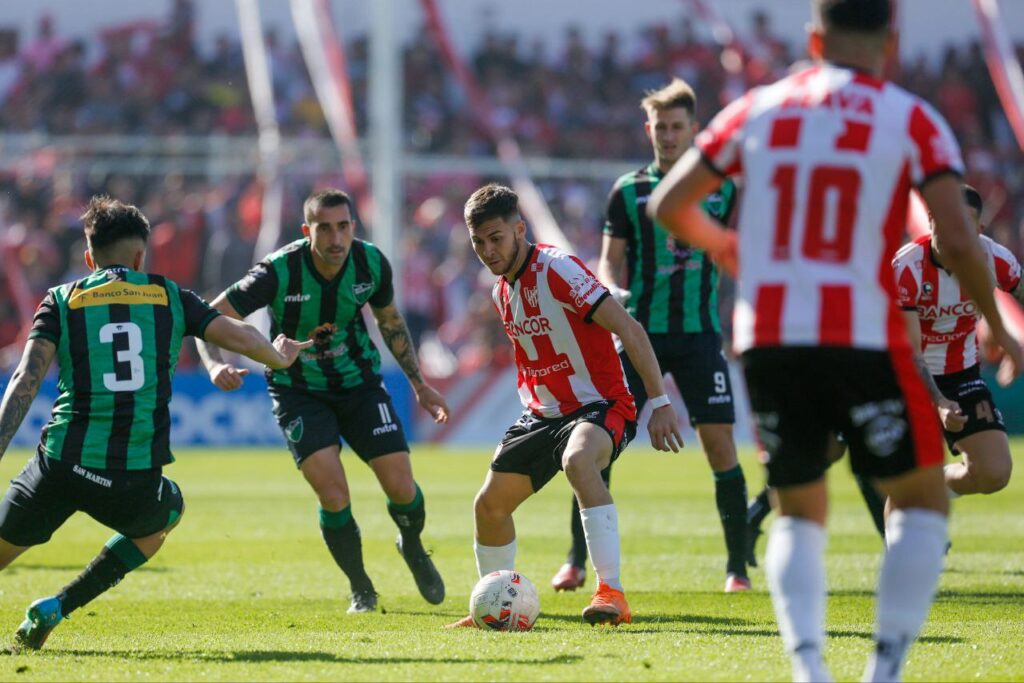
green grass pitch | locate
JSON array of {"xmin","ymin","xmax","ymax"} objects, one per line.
[{"xmin": 0, "ymin": 442, "xmax": 1021, "ymax": 681}]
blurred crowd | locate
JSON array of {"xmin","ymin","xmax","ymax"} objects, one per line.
[{"xmin": 2, "ymin": 1, "xmax": 1023, "ymax": 375}]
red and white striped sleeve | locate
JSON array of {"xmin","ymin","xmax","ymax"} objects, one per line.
[
  {"xmin": 906, "ymin": 100, "xmax": 964, "ymax": 187},
  {"xmin": 695, "ymin": 91, "xmax": 754, "ymax": 178},
  {"xmin": 546, "ymin": 253, "xmax": 609, "ymax": 322},
  {"xmin": 991, "ymin": 241, "xmax": 1023, "ymax": 292},
  {"xmin": 892, "ymin": 249, "xmax": 921, "ymax": 311}
]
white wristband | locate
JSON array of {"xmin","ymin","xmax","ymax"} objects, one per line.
[{"xmin": 649, "ymin": 394, "xmax": 671, "ymax": 409}]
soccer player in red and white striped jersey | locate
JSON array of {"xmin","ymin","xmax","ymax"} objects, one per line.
[
  {"xmin": 447, "ymin": 184, "xmax": 682, "ymax": 629},
  {"xmin": 895, "ymin": 185, "xmax": 1021, "ymax": 499},
  {"xmin": 649, "ymin": 1, "xmax": 1022, "ymax": 680}
]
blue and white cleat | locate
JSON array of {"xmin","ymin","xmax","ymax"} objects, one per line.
[{"xmin": 15, "ymin": 596, "xmax": 64, "ymax": 650}]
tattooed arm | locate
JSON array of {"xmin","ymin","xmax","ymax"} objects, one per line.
[
  {"xmin": 371, "ymin": 302, "xmax": 449, "ymax": 423},
  {"xmin": 902, "ymin": 310, "xmax": 966, "ymax": 433},
  {"xmin": 0, "ymin": 339, "xmax": 56, "ymax": 459}
]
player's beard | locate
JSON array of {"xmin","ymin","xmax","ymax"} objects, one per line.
[{"xmin": 502, "ymin": 239, "xmax": 522, "ymax": 279}]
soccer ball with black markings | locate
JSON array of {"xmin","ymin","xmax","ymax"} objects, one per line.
[{"xmin": 469, "ymin": 570, "xmax": 540, "ymax": 631}]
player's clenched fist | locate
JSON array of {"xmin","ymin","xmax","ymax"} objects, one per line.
[
  {"xmin": 209, "ymin": 363, "xmax": 249, "ymax": 392},
  {"xmin": 272, "ymin": 334, "xmax": 314, "ymax": 368}
]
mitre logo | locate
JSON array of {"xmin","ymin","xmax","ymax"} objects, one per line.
[{"xmin": 284, "ymin": 293, "xmax": 311, "ymax": 303}]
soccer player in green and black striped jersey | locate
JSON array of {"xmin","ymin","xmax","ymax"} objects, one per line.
[
  {"xmin": 197, "ymin": 188, "xmax": 450, "ymax": 614},
  {"xmin": 551, "ymin": 78, "xmax": 752, "ymax": 594},
  {"xmin": 0, "ymin": 196, "xmax": 310, "ymax": 650}
]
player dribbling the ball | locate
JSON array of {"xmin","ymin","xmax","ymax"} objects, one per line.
[{"xmin": 447, "ymin": 184, "xmax": 683, "ymax": 628}]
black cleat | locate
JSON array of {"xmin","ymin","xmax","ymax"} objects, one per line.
[
  {"xmin": 347, "ymin": 589, "xmax": 378, "ymax": 614},
  {"xmin": 746, "ymin": 525, "xmax": 762, "ymax": 568},
  {"xmin": 396, "ymin": 534, "xmax": 445, "ymax": 605}
]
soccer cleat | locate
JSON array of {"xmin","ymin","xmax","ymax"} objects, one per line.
[
  {"xmin": 396, "ymin": 535, "xmax": 445, "ymax": 605},
  {"xmin": 444, "ymin": 614, "xmax": 478, "ymax": 629},
  {"xmin": 724, "ymin": 573, "xmax": 752, "ymax": 593},
  {"xmin": 551, "ymin": 563, "xmax": 586, "ymax": 592},
  {"xmin": 347, "ymin": 589, "xmax": 378, "ymax": 614},
  {"xmin": 582, "ymin": 582, "xmax": 632, "ymax": 626},
  {"xmin": 14, "ymin": 596, "xmax": 64, "ymax": 650},
  {"xmin": 746, "ymin": 525, "xmax": 762, "ymax": 568}
]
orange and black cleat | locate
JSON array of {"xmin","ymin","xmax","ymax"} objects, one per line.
[{"xmin": 582, "ymin": 582, "xmax": 632, "ymax": 626}]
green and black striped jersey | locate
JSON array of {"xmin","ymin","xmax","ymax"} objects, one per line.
[
  {"xmin": 226, "ymin": 238, "xmax": 393, "ymax": 392},
  {"xmin": 604, "ymin": 162, "xmax": 736, "ymax": 334},
  {"xmin": 28, "ymin": 267, "xmax": 220, "ymax": 470}
]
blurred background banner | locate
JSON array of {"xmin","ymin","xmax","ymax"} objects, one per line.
[{"xmin": 3, "ymin": 0, "xmax": 1024, "ymax": 444}]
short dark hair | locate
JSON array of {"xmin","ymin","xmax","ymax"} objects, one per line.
[
  {"xmin": 815, "ymin": 0, "xmax": 891, "ymax": 34},
  {"xmin": 641, "ymin": 78, "xmax": 697, "ymax": 118},
  {"xmin": 464, "ymin": 183, "xmax": 520, "ymax": 229},
  {"xmin": 303, "ymin": 188, "xmax": 353, "ymax": 224},
  {"xmin": 82, "ymin": 195, "xmax": 150, "ymax": 252},
  {"xmin": 962, "ymin": 184, "xmax": 983, "ymax": 215}
]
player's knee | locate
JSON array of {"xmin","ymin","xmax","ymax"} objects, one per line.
[
  {"xmin": 314, "ymin": 480, "xmax": 350, "ymax": 510},
  {"xmin": 976, "ymin": 461, "xmax": 1012, "ymax": 494},
  {"xmin": 473, "ymin": 489, "xmax": 508, "ymax": 526}
]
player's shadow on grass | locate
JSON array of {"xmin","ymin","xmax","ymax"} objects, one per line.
[
  {"xmin": 5, "ymin": 564, "xmax": 169, "ymax": 574},
  {"xmin": 51, "ymin": 649, "xmax": 583, "ymax": 666}
]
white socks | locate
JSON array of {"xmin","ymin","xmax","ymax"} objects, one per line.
[
  {"xmin": 864, "ymin": 508, "xmax": 948, "ymax": 683},
  {"xmin": 766, "ymin": 516, "xmax": 832, "ymax": 683},
  {"xmin": 474, "ymin": 539, "xmax": 516, "ymax": 577},
  {"xmin": 580, "ymin": 503, "xmax": 623, "ymax": 591}
]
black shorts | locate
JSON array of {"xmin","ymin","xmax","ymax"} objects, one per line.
[
  {"xmin": 742, "ymin": 347, "xmax": 943, "ymax": 488},
  {"xmin": 269, "ymin": 383, "xmax": 409, "ymax": 467},
  {"xmin": 622, "ymin": 333, "xmax": 735, "ymax": 426},
  {"xmin": 491, "ymin": 401, "xmax": 636, "ymax": 492},
  {"xmin": 935, "ymin": 365, "xmax": 1006, "ymax": 454},
  {"xmin": 0, "ymin": 454, "xmax": 184, "ymax": 547}
]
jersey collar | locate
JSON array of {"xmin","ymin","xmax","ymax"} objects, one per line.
[
  {"xmin": 302, "ymin": 239, "xmax": 351, "ymax": 286},
  {"xmin": 505, "ymin": 243, "xmax": 535, "ymax": 285}
]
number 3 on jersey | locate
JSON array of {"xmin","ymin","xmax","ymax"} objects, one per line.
[{"xmin": 99, "ymin": 321, "xmax": 145, "ymax": 391}]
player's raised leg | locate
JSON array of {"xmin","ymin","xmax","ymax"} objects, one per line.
[
  {"xmin": 867, "ymin": 466, "xmax": 948, "ymax": 682},
  {"xmin": 17, "ymin": 475, "xmax": 186, "ymax": 651},
  {"xmin": 561, "ymin": 422, "xmax": 631, "ymax": 626},
  {"xmin": 301, "ymin": 446, "xmax": 377, "ymax": 613},
  {"xmin": 368, "ymin": 451, "xmax": 445, "ymax": 604}
]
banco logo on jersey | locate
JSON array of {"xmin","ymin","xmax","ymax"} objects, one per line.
[
  {"xmin": 917, "ymin": 301, "xmax": 977, "ymax": 319},
  {"xmin": 373, "ymin": 403, "xmax": 399, "ymax": 436},
  {"xmin": 523, "ymin": 286, "xmax": 539, "ymax": 308},
  {"xmin": 284, "ymin": 293, "xmax": 312, "ymax": 303},
  {"xmin": 504, "ymin": 316, "xmax": 552, "ymax": 338}
]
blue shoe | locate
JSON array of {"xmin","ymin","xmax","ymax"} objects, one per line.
[{"xmin": 15, "ymin": 596, "xmax": 64, "ymax": 650}]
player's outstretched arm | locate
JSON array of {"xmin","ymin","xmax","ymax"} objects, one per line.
[
  {"xmin": 371, "ymin": 302, "xmax": 449, "ymax": 424},
  {"xmin": 647, "ymin": 148, "xmax": 736, "ymax": 276},
  {"xmin": 902, "ymin": 310, "xmax": 966, "ymax": 432},
  {"xmin": 203, "ymin": 315, "xmax": 312, "ymax": 372},
  {"xmin": 924, "ymin": 175, "xmax": 1024, "ymax": 385},
  {"xmin": 196, "ymin": 293, "xmax": 253, "ymax": 391},
  {"xmin": 590, "ymin": 297, "xmax": 683, "ymax": 452},
  {"xmin": 0, "ymin": 338, "xmax": 55, "ymax": 460}
]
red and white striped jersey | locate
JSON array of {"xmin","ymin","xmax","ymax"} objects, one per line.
[
  {"xmin": 492, "ymin": 244, "xmax": 636, "ymax": 420},
  {"xmin": 696, "ymin": 63, "xmax": 964, "ymax": 354},
  {"xmin": 893, "ymin": 234, "xmax": 1022, "ymax": 375}
]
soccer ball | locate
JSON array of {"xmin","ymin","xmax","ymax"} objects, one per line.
[{"xmin": 469, "ymin": 570, "xmax": 540, "ymax": 631}]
